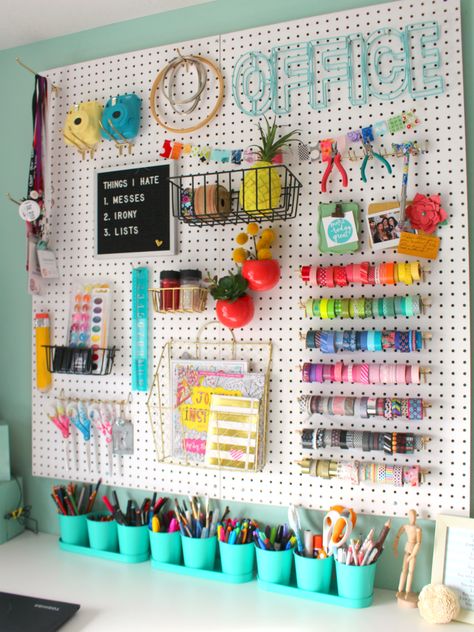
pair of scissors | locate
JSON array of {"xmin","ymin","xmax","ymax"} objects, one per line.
[
  {"xmin": 360, "ymin": 142, "xmax": 392, "ymax": 183},
  {"xmin": 320, "ymin": 140, "xmax": 349, "ymax": 193},
  {"xmin": 323, "ymin": 506, "xmax": 356, "ymax": 554}
]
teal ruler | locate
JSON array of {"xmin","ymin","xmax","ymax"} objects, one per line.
[{"xmin": 131, "ymin": 267, "xmax": 149, "ymax": 391}]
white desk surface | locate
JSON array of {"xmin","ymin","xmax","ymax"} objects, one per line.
[{"xmin": 0, "ymin": 532, "xmax": 471, "ymax": 632}]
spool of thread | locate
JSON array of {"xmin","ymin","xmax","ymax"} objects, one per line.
[
  {"xmin": 193, "ymin": 184, "xmax": 231, "ymax": 219},
  {"xmin": 35, "ymin": 312, "xmax": 52, "ymax": 392}
]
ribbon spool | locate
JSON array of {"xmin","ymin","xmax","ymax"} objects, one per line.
[{"xmin": 193, "ymin": 184, "xmax": 231, "ymax": 219}]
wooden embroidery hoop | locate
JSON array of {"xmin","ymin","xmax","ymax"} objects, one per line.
[{"xmin": 149, "ymin": 52, "xmax": 224, "ymax": 134}]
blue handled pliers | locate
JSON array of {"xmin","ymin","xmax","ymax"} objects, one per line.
[{"xmin": 360, "ymin": 142, "xmax": 392, "ymax": 183}]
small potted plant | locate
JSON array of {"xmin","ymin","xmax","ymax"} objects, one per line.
[
  {"xmin": 239, "ymin": 117, "xmax": 300, "ymax": 214},
  {"xmin": 233, "ymin": 223, "xmax": 280, "ymax": 292},
  {"xmin": 207, "ymin": 271, "xmax": 255, "ymax": 329}
]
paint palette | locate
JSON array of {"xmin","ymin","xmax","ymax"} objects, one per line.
[{"xmin": 67, "ymin": 281, "xmax": 112, "ymax": 373}]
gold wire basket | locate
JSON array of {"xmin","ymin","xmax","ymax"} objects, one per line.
[
  {"xmin": 149, "ymin": 286, "xmax": 209, "ymax": 314},
  {"xmin": 146, "ymin": 321, "xmax": 273, "ymax": 472}
]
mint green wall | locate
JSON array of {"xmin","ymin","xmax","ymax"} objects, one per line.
[{"xmin": 0, "ymin": 0, "xmax": 472, "ymax": 593}]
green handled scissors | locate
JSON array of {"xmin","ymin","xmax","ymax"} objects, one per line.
[{"xmin": 360, "ymin": 142, "xmax": 392, "ymax": 183}]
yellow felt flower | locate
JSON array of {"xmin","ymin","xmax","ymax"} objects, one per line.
[
  {"xmin": 235, "ymin": 232, "xmax": 248, "ymax": 245},
  {"xmin": 261, "ymin": 228, "xmax": 276, "ymax": 244},
  {"xmin": 246, "ymin": 223, "xmax": 259, "ymax": 236},
  {"xmin": 232, "ymin": 247, "xmax": 248, "ymax": 264},
  {"xmin": 256, "ymin": 237, "xmax": 270, "ymax": 251},
  {"xmin": 257, "ymin": 248, "xmax": 272, "ymax": 260}
]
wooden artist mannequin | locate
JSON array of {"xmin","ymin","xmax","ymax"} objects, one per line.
[{"xmin": 393, "ymin": 508, "xmax": 422, "ymax": 607}]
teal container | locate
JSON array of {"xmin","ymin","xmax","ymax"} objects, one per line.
[
  {"xmin": 149, "ymin": 530, "xmax": 182, "ymax": 565},
  {"xmin": 255, "ymin": 545, "xmax": 293, "ymax": 586},
  {"xmin": 87, "ymin": 516, "xmax": 118, "ymax": 552},
  {"xmin": 58, "ymin": 514, "xmax": 89, "ymax": 547},
  {"xmin": 181, "ymin": 535, "xmax": 217, "ymax": 570},
  {"xmin": 335, "ymin": 560, "xmax": 377, "ymax": 600},
  {"xmin": 117, "ymin": 524, "xmax": 150, "ymax": 557},
  {"xmin": 219, "ymin": 541, "xmax": 255, "ymax": 577},
  {"xmin": 294, "ymin": 552, "xmax": 334, "ymax": 593}
]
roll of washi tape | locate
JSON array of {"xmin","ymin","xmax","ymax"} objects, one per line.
[
  {"xmin": 352, "ymin": 264, "xmax": 363, "ymax": 284},
  {"xmin": 322, "ymin": 364, "xmax": 333, "ymax": 382},
  {"xmin": 396, "ymin": 364, "xmax": 407, "ymax": 384},
  {"xmin": 411, "ymin": 365, "xmax": 420, "ymax": 384},
  {"xmin": 348, "ymin": 299, "xmax": 355, "ymax": 319},
  {"xmin": 317, "ymin": 267, "xmax": 327, "ymax": 287},
  {"xmin": 385, "ymin": 262, "xmax": 395, "ymax": 284},
  {"xmin": 301, "ymin": 266, "xmax": 310, "ymax": 283},
  {"xmin": 369, "ymin": 363, "xmax": 381, "ymax": 384},
  {"xmin": 327, "ymin": 299, "xmax": 336, "ymax": 319},
  {"xmin": 364, "ymin": 298, "xmax": 373, "ymax": 318},
  {"xmin": 394, "ymin": 296, "xmax": 404, "ymax": 316},
  {"xmin": 305, "ymin": 330, "xmax": 316, "ymax": 349},
  {"xmin": 374, "ymin": 331, "xmax": 383, "ymax": 351},
  {"xmin": 379, "ymin": 364, "xmax": 390, "ymax": 384},
  {"xmin": 334, "ymin": 361, "xmax": 344, "ymax": 382},
  {"xmin": 302, "ymin": 362, "xmax": 312, "ymax": 382},
  {"xmin": 305, "ymin": 299, "xmax": 314, "ymax": 318},
  {"xmin": 309, "ymin": 266, "xmax": 318, "ymax": 286},
  {"xmin": 355, "ymin": 298, "xmax": 366, "ymax": 318},
  {"xmin": 345, "ymin": 264, "xmax": 354, "ymax": 283},
  {"xmin": 194, "ymin": 184, "xmax": 231, "ymax": 219},
  {"xmin": 410, "ymin": 262, "xmax": 421, "ymax": 281},
  {"xmin": 394, "ymin": 263, "xmax": 400, "ymax": 283},
  {"xmin": 376, "ymin": 298, "xmax": 385, "ymax": 318},
  {"xmin": 320, "ymin": 298, "xmax": 329, "ymax": 320},
  {"xmin": 383, "ymin": 297, "xmax": 396, "ymax": 318},
  {"xmin": 320, "ymin": 331, "xmax": 335, "ymax": 354},
  {"xmin": 312, "ymin": 299, "xmax": 321, "ymax": 318},
  {"xmin": 379, "ymin": 263, "xmax": 388, "ymax": 285},
  {"xmin": 366, "ymin": 330, "xmax": 375, "ymax": 351},
  {"xmin": 334, "ymin": 266, "xmax": 347, "ymax": 287},
  {"xmin": 359, "ymin": 331, "xmax": 368, "ymax": 351},
  {"xmin": 412, "ymin": 295, "xmax": 422, "ymax": 316},
  {"xmin": 358, "ymin": 363, "xmax": 370, "ymax": 384},
  {"xmin": 404, "ymin": 295, "xmax": 414, "ymax": 317},
  {"xmin": 334, "ymin": 300, "xmax": 342, "ymax": 317},
  {"xmin": 333, "ymin": 396, "xmax": 346, "ymax": 416},
  {"xmin": 325, "ymin": 267, "xmax": 335, "ymax": 289},
  {"xmin": 374, "ymin": 265, "xmax": 381, "ymax": 285},
  {"xmin": 368, "ymin": 266, "xmax": 376, "ymax": 285},
  {"xmin": 341, "ymin": 299, "xmax": 350, "ymax": 319},
  {"xmin": 359, "ymin": 262, "xmax": 370, "ymax": 284}
]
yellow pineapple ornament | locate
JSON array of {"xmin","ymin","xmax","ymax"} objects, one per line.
[{"xmin": 239, "ymin": 117, "xmax": 299, "ymax": 215}]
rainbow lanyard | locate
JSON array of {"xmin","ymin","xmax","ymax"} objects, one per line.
[
  {"xmin": 132, "ymin": 268, "xmax": 149, "ymax": 391},
  {"xmin": 27, "ymin": 75, "xmax": 48, "ymax": 240}
]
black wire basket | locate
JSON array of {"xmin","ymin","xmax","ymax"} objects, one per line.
[
  {"xmin": 169, "ymin": 165, "xmax": 302, "ymax": 227},
  {"xmin": 43, "ymin": 346, "xmax": 116, "ymax": 375}
]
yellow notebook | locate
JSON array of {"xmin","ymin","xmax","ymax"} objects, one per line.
[{"xmin": 205, "ymin": 395, "xmax": 260, "ymax": 470}]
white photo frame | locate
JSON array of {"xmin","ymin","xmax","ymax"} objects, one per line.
[{"xmin": 432, "ymin": 514, "xmax": 474, "ymax": 624}]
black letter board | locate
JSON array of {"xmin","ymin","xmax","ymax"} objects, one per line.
[{"xmin": 95, "ymin": 162, "xmax": 176, "ymax": 258}]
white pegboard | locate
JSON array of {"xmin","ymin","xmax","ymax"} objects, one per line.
[{"xmin": 32, "ymin": 0, "xmax": 470, "ymax": 519}]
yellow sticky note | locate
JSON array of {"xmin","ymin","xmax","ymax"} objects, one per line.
[{"xmin": 397, "ymin": 231, "xmax": 440, "ymax": 260}]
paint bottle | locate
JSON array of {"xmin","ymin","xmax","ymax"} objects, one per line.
[{"xmin": 159, "ymin": 271, "xmax": 180, "ymax": 311}]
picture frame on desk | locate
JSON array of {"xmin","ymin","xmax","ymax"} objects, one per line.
[
  {"xmin": 94, "ymin": 161, "xmax": 177, "ymax": 259},
  {"xmin": 432, "ymin": 514, "xmax": 474, "ymax": 624}
]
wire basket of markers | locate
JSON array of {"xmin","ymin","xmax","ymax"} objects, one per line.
[
  {"xmin": 169, "ymin": 166, "xmax": 302, "ymax": 227},
  {"xmin": 43, "ymin": 345, "xmax": 116, "ymax": 375}
]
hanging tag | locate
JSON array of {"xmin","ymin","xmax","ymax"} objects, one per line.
[
  {"xmin": 27, "ymin": 238, "xmax": 42, "ymax": 295},
  {"xmin": 37, "ymin": 247, "xmax": 60, "ymax": 279},
  {"xmin": 19, "ymin": 199, "xmax": 41, "ymax": 222},
  {"xmin": 112, "ymin": 419, "xmax": 134, "ymax": 455}
]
